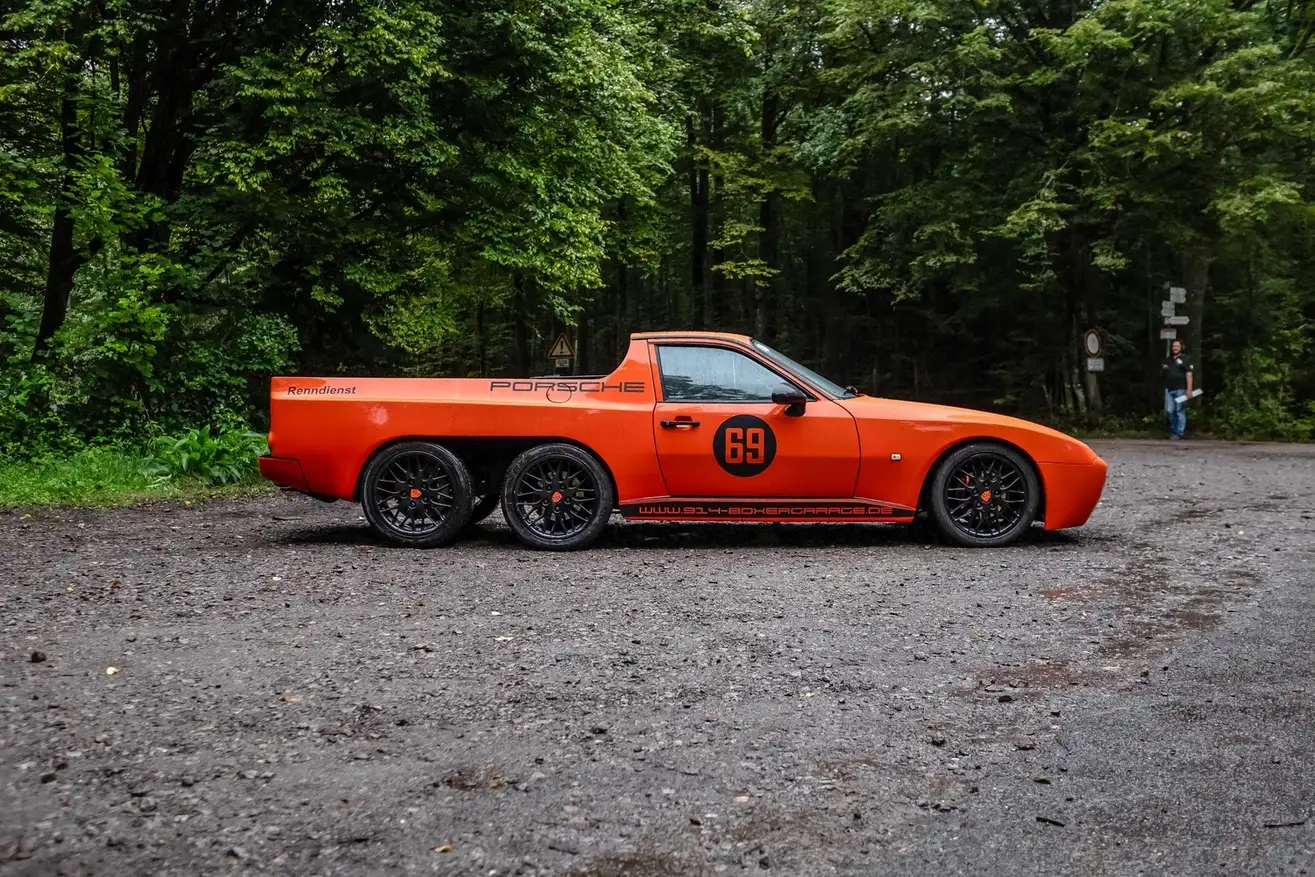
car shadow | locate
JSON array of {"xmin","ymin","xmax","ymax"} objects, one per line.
[{"xmin": 275, "ymin": 516, "xmax": 1081, "ymax": 552}]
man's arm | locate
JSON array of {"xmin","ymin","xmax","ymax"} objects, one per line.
[{"xmin": 1186, "ymin": 361, "xmax": 1194, "ymax": 395}]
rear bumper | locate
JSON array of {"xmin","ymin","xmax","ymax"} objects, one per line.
[
  {"xmin": 258, "ymin": 455, "xmax": 310, "ymax": 492},
  {"xmin": 1038, "ymin": 456, "xmax": 1108, "ymax": 530}
]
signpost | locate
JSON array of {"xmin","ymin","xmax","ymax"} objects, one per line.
[
  {"xmin": 1158, "ymin": 283, "xmax": 1197, "ymax": 408},
  {"xmin": 1083, "ymin": 329, "xmax": 1102, "ymax": 358},
  {"xmin": 1082, "ymin": 329, "xmax": 1104, "ymax": 376},
  {"xmin": 548, "ymin": 333, "xmax": 575, "ymax": 371}
]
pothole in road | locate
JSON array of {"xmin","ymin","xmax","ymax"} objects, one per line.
[
  {"xmin": 566, "ymin": 851, "xmax": 696, "ymax": 877},
  {"xmin": 439, "ymin": 765, "xmax": 508, "ymax": 792}
]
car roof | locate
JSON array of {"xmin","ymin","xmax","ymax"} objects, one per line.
[{"xmin": 630, "ymin": 331, "xmax": 753, "ymax": 344}]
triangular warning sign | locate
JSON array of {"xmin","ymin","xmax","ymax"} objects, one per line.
[{"xmin": 547, "ymin": 333, "xmax": 574, "ymax": 359}]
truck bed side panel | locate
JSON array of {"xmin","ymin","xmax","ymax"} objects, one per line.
[{"xmin": 267, "ymin": 345, "xmax": 663, "ymax": 502}]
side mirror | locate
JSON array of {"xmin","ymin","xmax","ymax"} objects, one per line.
[{"xmin": 771, "ymin": 384, "xmax": 808, "ymax": 416}]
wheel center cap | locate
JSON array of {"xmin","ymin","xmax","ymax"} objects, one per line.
[
  {"xmin": 551, "ymin": 491, "xmax": 563, "ymax": 504},
  {"xmin": 980, "ymin": 490, "xmax": 992, "ymax": 503},
  {"xmin": 409, "ymin": 488, "xmax": 422, "ymax": 499}
]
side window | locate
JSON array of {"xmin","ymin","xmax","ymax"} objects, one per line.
[{"xmin": 656, "ymin": 345, "xmax": 787, "ymax": 402}]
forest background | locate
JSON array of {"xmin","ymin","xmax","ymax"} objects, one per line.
[{"xmin": 2, "ymin": 0, "xmax": 1314, "ymax": 499}]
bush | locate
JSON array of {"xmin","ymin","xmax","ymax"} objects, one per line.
[
  {"xmin": 0, "ymin": 365, "xmax": 83, "ymax": 459},
  {"xmin": 1202, "ymin": 394, "xmax": 1314, "ymax": 442},
  {"xmin": 144, "ymin": 427, "xmax": 268, "ymax": 486}
]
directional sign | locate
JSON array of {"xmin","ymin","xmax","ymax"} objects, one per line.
[
  {"xmin": 1166, "ymin": 315, "xmax": 1190, "ymax": 326},
  {"xmin": 547, "ymin": 333, "xmax": 575, "ymax": 360},
  {"xmin": 1169, "ymin": 287, "xmax": 1187, "ymax": 304},
  {"xmin": 1161, "ymin": 302, "xmax": 1176, "ymax": 317},
  {"xmin": 1086, "ymin": 357, "xmax": 1105, "ymax": 373},
  {"xmin": 1159, "ymin": 327, "xmax": 1178, "ymax": 340}
]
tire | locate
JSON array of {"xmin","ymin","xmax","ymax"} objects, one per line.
[
  {"xmin": 500, "ymin": 443, "xmax": 614, "ymax": 551},
  {"xmin": 466, "ymin": 463, "xmax": 505, "ymax": 526},
  {"xmin": 360, "ymin": 441, "xmax": 474, "ymax": 547},
  {"xmin": 468, "ymin": 490, "xmax": 501, "ymax": 526},
  {"xmin": 927, "ymin": 442, "xmax": 1040, "ymax": 548}
]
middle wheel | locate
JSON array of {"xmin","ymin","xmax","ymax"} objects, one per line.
[
  {"xmin": 500, "ymin": 443, "xmax": 614, "ymax": 550},
  {"xmin": 467, "ymin": 465, "xmax": 505, "ymax": 527},
  {"xmin": 468, "ymin": 490, "xmax": 501, "ymax": 526}
]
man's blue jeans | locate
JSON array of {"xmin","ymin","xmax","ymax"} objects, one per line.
[{"xmin": 1164, "ymin": 389, "xmax": 1186, "ymax": 437}]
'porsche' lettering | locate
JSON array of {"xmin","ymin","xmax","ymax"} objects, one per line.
[{"xmin": 488, "ymin": 381, "xmax": 647, "ymax": 394}]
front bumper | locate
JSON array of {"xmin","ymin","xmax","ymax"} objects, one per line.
[
  {"xmin": 258, "ymin": 455, "xmax": 310, "ymax": 492},
  {"xmin": 1038, "ymin": 456, "xmax": 1108, "ymax": 530}
]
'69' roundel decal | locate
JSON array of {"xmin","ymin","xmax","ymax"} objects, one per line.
[{"xmin": 713, "ymin": 414, "xmax": 777, "ymax": 477}]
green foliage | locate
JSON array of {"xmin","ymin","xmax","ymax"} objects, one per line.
[
  {"xmin": 0, "ymin": 364, "xmax": 78, "ymax": 458},
  {"xmin": 144, "ymin": 427, "xmax": 268, "ymax": 487},
  {"xmin": 0, "ymin": 447, "xmax": 171, "ymax": 508},
  {"xmin": 1, "ymin": 0, "xmax": 1313, "ymax": 451},
  {"xmin": 0, "ymin": 441, "xmax": 274, "ymax": 508}
]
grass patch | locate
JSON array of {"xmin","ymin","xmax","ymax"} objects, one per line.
[{"xmin": 0, "ymin": 446, "xmax": 272, "ymax": 509}]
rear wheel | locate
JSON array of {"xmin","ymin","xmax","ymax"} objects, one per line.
[
  {"xmin": 360, "ymin": 441, "xmax": 473, "ymax": 547},
  {"xmin": 927, "ymin": 442, "xmax": 1039, "ymax": 547},
  {"xmin": 466, "ymin": 462, "xmax": 505, "ymax": 527},
  {"xmin": 501, "ymin": 444, "xmax": 613, "ymax": 551}
]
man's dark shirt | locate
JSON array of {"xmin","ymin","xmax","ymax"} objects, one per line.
[{"xmin": 1163, "ymin": 353, "xmax": 1193, "ymax": 391}]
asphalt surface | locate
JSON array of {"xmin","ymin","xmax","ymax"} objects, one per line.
[{"xmin": 3, "ymin": 439, "xmax": 1314, "ymax": 877}]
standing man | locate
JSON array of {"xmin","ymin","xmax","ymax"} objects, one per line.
[{"xmin": 1162, "ymin": 339, "xmax": 1194, "ymax": 440}]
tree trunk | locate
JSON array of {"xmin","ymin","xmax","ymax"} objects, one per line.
[
  {"xmin": 756, "ymin": 87, "xmax": 780, "ymax": 341},
  {"xmin": 709, "ymin": 101, "xmax": 726, "ymax": 328},
  {"xmin": 1183, "ymin": 246, "xmax": 1211, "ymax": 388},
  {"xmin": 33, "ymin": 89, "xmax": 88, "ymax": 359},
  {"xmin": 577, "ymin": 309, "xmax": 591, "ymax": 375},
  {"xmin": 476, "ymin": 301, "xmax": 487, "ymax": 377},
  {"xmin": 688, "ymin": 112, "xmax": 709, "ymax": 325},
  {"xmin": 617, "ymin": 259, "xmax": 629, "ymax": 355},
  {"xmin": 1069, "ymin": 229, "xmax": 1100, "ymax": 413},
  {"xmin": 512, "ymin": 277, "xmax": 530, "ymax": 375},
  {"xmin": 33, "ymin": 204, "xmax": 79, "ymax": 359},
  {"xmin": 614, "ymin": 201, "xmax": 629, "ymax": 360}
]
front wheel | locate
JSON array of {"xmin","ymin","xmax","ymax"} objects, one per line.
[
  {"xmin": 360, "ymin": 441, "xmax": 474, "ymax": 547},
  {"xmin": 501, "ymin": 444, "xmax": 613, "ymax": 551},
  {"xmin": 927, "ymin": 443, "xmax": 1040, "ymax": 547}
]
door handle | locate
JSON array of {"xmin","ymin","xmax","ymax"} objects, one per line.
[{"xmin": 660, "ymin": 419, "xmax": 701, "ymax": 429}]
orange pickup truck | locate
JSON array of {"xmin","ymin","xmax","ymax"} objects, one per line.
[{"xmin": 259, "ymin": 331, "xmax": 1106, "ymax": 550}]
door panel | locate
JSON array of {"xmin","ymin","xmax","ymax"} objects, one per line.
[{"xmin": 653, "ymin": 400, "xmax": 860, "ymax": 497}]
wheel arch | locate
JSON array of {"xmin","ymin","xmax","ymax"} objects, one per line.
[{"xmin": 916, "ymin": 437, "xmax": 1047, "ymax": 521}]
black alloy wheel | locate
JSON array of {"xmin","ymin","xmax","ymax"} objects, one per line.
[
  {"xmin": 928, "ymin": 442, "xmax": 1040, "ymax": 547},
  {"xmin": 360, "ymin": 441, "xmax": 473, "ymax": 547},
  {"xmin": 501, "ymin": 444, "xmax": 614, "ymax": 550}
]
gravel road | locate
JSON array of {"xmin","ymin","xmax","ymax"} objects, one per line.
[{"xmin": 3, "ymin": 440, "xmax": 1314, "ymax": 877}]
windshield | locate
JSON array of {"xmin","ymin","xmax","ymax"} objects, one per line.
[{"xmin": 751, "ymin": 340, "xmax": 857, "ymax": 399}]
